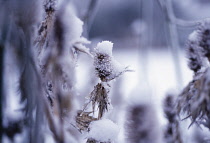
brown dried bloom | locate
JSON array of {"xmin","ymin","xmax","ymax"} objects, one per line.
[
  {"xmin": 177, "ymin": 68, "xmax": 210, "ymax": 128},
  {"xmin": 90, "ymin": 83, "xmax": 110, "ymax": 119},
  {"xmin": 177, "ymin": 19, "xmax": 210, "ymax": 129}
]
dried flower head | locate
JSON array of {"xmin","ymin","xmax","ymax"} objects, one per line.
[
  {"xmin": 177, "ymin": 68, "xmax": 210, "ymax": 128},
  {"xmin": 186, "ymin": 18, "xmax": 210, "ymax": 74},
  {"xmin": 187, "ymin": 31, "xmax": 204, "ymax": 73},
  {"xmin": 178, "ymin": 19, "xmax": 210, "ymax": 129},
  {"xmin": 90, "ymin": 83, "xmax": 110, "ymax": 119},
  {"xmin": 76, "ymin": 110, "xmax": 97, "ymax": 132}
]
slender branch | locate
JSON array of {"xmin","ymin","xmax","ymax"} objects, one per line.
[
  {"xmin": 0, "ymin": 44, "xmax": 4, "ymax": 143},
  {"xmin": 83, "ymin": 0, "xmax": 100, "ymax": 38},
  {"xmin": 157, "ymin": 0, "xmax": 203, "ymax": 28},
  {"xmin": 0, "ymin": 12, "xmax": 8, "ymax": 142},
  {"xmin": 157, "ymin": 0, "xmax": 184, "ymax": 89}
]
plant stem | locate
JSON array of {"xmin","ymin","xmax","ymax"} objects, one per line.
[{"xmin": 0, "ymin": 44, "xmax": 4, "ymax": 143}]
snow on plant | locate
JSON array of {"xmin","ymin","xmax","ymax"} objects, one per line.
[
  {"xmin": 87, "ymin": 119, "xmax": 119, "ymax": 143},
  {"xmin": 94, "ymin": 41, "xmax": 130, "ymax": 82},
  {"xmin": 36, "ymin": 1, "xmax": 129, "ymax": 142},
  {"xmin": 85, "ymin": 41, "xmax": 130, "ymax": 119},
  {"xmin": 75, "ymin": 41, "xmax": 130, "ymax": 142},
  {"xmin": 35, "ymin": 1, "xmax": 92, "ymax": 142},
  {"xmin": 177, "ymin": 18, "xmax": 210, "ymax": 129},
  {"xmin": 77, "ymin": 41, "xmax": 130, "ymax": 120},
  {"xmin": 0, "ymin": 0, "xmax": 130, "ymax": 142},
  {"xmin": 186, "ymin": 19, "xmax": 210, "ymax": 74},
  {"xmin": 187, "ymin": 31, "xmax": 205, "ymax": 73}
]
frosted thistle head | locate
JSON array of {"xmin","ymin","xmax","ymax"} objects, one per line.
[
  {"xmin": 186, "ymin": 19, "xmax": 210, "ymax": 74},
  {"xmin": 187, "ymin": 31, "xmax": 203, "ymax": 73},
  {"xmin": 94, "ymin": 41, "xmax": 130, "ymax": 82},
  {"xmin": 94, "ymin": 41, "xmax": 113, "ymax": 82}
]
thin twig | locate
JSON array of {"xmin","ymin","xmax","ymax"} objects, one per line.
[
  {"xmin": 157, "ymin": 0, "xmax": 203, "ymax": 28},
  {"xmin": 157, "ymin": 0, "xmax": 183, "ymax": 90}
]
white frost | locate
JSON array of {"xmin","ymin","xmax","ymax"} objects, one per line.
[
  {"xmin": 87, "ymin": 119, "xmax": 119, "ymax": 142},
  {"xmin": 59, "ymin": 2, "xmax": 84, "ymax": 49},
  {"xmin": 95, "ymin": 41, "xmax": 113, "ymax": 56},
  {"xmin": 188, "ymin": 31, "xmax": 200, "ymax": 42},
  {"xmin": 112, "ymin": 59, "xmax": 126, "ymax": 76}
]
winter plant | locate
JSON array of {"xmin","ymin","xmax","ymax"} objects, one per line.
[
  {"xmin": 177, "ymin": 18, "xmax": 210, "ymax": 129},
  {"xmin": 76, "ymin": 41, "xmax": 131, "ymax": 142},
  {"xmin": 0, "ymin": 0, "xmax": 130, "ymax": 143},
  {"xmin": 3, "ymin": 0, "xmax": 210, "ymax": 143}
]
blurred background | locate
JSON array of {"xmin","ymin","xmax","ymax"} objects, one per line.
[
  {"xmin": 2, "ymin": 0, "xmax": 210, "ymax": 142},
  {"xmin": 74, "ymin": 0, "xmax": 210, "ymax": 46},
  {"xmin": 72, "ymin": 0, "xmax": 210, "ymax": 142},
  {"xmin": 72, "ymin": 0, "xmax": 210, "ymax": 99}
]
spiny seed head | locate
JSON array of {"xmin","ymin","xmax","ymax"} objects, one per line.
[
  {"xmin": 94, "ymin": 52, "xmax": 113, "ymax": 82},
  {"xmin": 94, "ymin": 41, "xmax": 114, "ymax": 82}
]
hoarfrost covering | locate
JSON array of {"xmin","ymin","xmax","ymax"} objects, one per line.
[
  {"xmin": 59, "ymin": 3, "xmax": 83, "ymax": 48},
  {"xmin": 186, "ymin": 18, "xmax": 210, "ymax": 73},
  {"xmin": 58, "ymin": 2, "xmax": 92, "ymax": 58},
  {"xmin": 188, "ymin": 31, "xmax": 200, "ymax": 43},
  {"xmin": 87, "ymin": 119, "xmax": 120, "ymax": 142},
  {"xmin": 95, "ymin": 41, "xmax": 113, "ymax": 56}
]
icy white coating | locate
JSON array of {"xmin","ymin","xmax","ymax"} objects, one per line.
[
  {"xmin": 188, "ymin": 31, "xmax": 200, "ymax": 42},
  {"xmin": 200, "ymin": 18, "xmax": 210, "ymax": 29},
  {"xmin": 87, "ymin": 119, "xmax": 119, "ymax": 142},
  {"xmin": 59, "ymin": 2, "xmax": 84, "ymax": 49},
  {"xmin": 111, "ymin": 59, "xmax": 125, "ymax": 76},
  {"xmin": 95, "ymin": 41, "xmax": 113, "ymax": 56}
]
